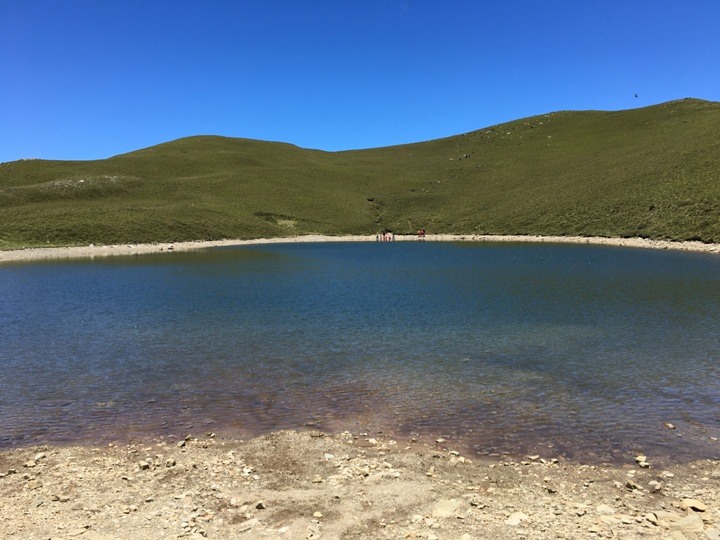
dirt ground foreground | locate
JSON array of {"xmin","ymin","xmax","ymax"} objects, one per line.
[{"xmin": 1, "ymin": 430, "xmax": 718, "ymax": 539}]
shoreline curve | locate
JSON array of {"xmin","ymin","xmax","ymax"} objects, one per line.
[{"xmin": 2, "ymin": 233, "xmax": 720, "ymax": 264}]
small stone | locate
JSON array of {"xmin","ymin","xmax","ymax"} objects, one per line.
[
  {"xmin": 34, "ymin": 452, "xmax": 47, "ymax": 461},
  {"xmin": 23, "ymin": 461, "xmax": 36, "ymax": 468},
  {"xmin": 504, "ymin": 512, "xmax": 528, "ymax": 526},
  {"xmin": 636, "ymin": 454, "xmax": 647, "ymax": 464},
  {"xmin": 645, "ymin": 512, "xmax": 659, "ymax": 526},
  {"xmin": 138, "ymin": 461, "xmax": 150, "ymax": 470},
  {"xmin": 255, "ymin": 500, "xmax": 266, "ymax": 510},
  {"xmin": 648, "ymin": 480, "xmax": 663, "ymax": 491},
  {"xmin": 680, "ymin": 498, "xmax": 708, "ymax": 512},
  {"xmin": 596, "ymin": 504, "xmax": 615, "ymax": 515},
  {"xmin": 601, "ymin": 515, "xmax": 621, "ymax": 525},
  {"xmin": 431, "ymin": 499, "xmax": 466, "ymax": 518},
  {"xmin": 670, "ymin": 513, "xmax": 705, "ymax": 533},
  {"xmin": 165, "ymin": 458, "xmax": 176, "ymax": 467},
  {"xmin": 238, "ymin": 518, "xmax": 259, "ymax": 533},
  {"xmin": 177, "ymin": 440, "xmax": 186, "ymax": 448},
  {"xmin": 435, "ymin": 438, "xmax": 446, "ymax": 444},
  {"xmin": 313, "ymin": 511, "xmax": 323, "ymax": 518},
  {"xmin": 311, "ymin": 476, "xmax": 323, "ymax": 484},
  {"xmin": 656, "ymin": 510, "xmax": 682, "ymax": 527},
  {"xmin": 664, "ymin": 422, "xmax": 676, "ymax": 429},
  {"xmin": 626, "ymin": 479, "xmax": 640, "ymax": 490},
  {"xmin": 84, "ymin": 532, "xmax": 114, "ymax": 540},
  {"xmin": 27, "ymin": 480, "xmax": 43, "ymax": 490}
]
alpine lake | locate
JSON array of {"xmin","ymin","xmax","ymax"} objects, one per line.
[{"xmin": 2, "ymin": 241, "xmax": 719, "ymax": 464}]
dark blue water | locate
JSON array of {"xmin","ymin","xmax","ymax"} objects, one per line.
[{"xmin": 1, "ymin": 242, "xmax": 719, "ymax": 463}]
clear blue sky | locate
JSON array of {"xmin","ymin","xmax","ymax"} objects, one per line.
[{"xmin": 1, "ymin": 1, "xmax": 719, "ymax": 162}]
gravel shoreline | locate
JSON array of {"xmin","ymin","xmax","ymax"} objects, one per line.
[
  {"xmin": 1, "ymin": 430, "xmax": 718, "ymax": 539},
  {"xmin": 2, "ymin": 234, "xmax": 720, "ymax": 264}
]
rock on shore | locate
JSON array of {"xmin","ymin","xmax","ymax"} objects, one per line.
[{"xmin": 0, "ymin": 430, "xmax": 718, "ymax": 539}]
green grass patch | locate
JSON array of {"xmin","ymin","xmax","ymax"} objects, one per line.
[{"xmin": 2, "ymin": 98, "xmax": 720, "ymax": 248}]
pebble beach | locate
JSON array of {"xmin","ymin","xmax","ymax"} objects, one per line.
[{"xmin": 1, "ymin": 430, "xmax": 719, "ymax": 539}]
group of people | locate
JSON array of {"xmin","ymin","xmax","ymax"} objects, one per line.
[
  {"xmin": 375, "ymin": 228, "xmax": 427, "ymax": 241},
  {"xmin": 377, "ymin": 229, "xmax": 395, "ymax": 241}
]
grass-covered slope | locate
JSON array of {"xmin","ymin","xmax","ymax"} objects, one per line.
[{"xmin": 1, "ymin": 98, "xmax": 719, "ymax": 249}]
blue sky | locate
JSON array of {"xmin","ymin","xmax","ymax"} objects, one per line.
[{"xmin": 1, "ymin": 1, "xmax": 719, "ymax": 162}]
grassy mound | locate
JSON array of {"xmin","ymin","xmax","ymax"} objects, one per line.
[{"xmin": 1, "ymin": 98, "xmax": 719, "ymax": 249}]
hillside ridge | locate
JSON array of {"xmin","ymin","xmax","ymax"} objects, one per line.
[{"xmin": 1, "ymin": 98, "xmax": 719, "ymax": 248}]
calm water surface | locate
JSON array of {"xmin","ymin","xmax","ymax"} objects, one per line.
[{"xmin": 1, "ymin": 242, "xmax": 719, "ymax": 463}]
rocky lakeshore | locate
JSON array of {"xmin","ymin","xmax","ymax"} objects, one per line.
[{"xmin": 1, "ymin": 430, "xmax": 718, "ymax": 539}]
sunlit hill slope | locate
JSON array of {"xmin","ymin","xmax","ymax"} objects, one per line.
[{"xmin": 1, "ymin": 98, "xmax": 719, "ymax": 249}]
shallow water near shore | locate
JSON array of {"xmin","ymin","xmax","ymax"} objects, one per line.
[{"xmin": 2, "ymin": 242, "xmax": 719, "ymax": 463}]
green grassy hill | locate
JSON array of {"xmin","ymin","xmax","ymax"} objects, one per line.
[{"xmin": 1, "ymin": 98, "xmax": 719, "ymax": 249}]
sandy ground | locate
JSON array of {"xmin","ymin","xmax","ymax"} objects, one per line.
[
  {"xmin": 1, "ymin": 430, "xmax": 718, "ymax": 539},
  {"xmin": 1, "ymin": 234, "xmax": 720, "ymax": 264}
]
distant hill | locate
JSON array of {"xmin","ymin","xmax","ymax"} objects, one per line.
[{"xmin": 1, "ymin": 98, "xmax": 719, "ymax": 249}]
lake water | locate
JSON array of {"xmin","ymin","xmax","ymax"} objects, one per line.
[{"xmin": 1, "ymin": 242, "xmax": 719, "ymax": 463}]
